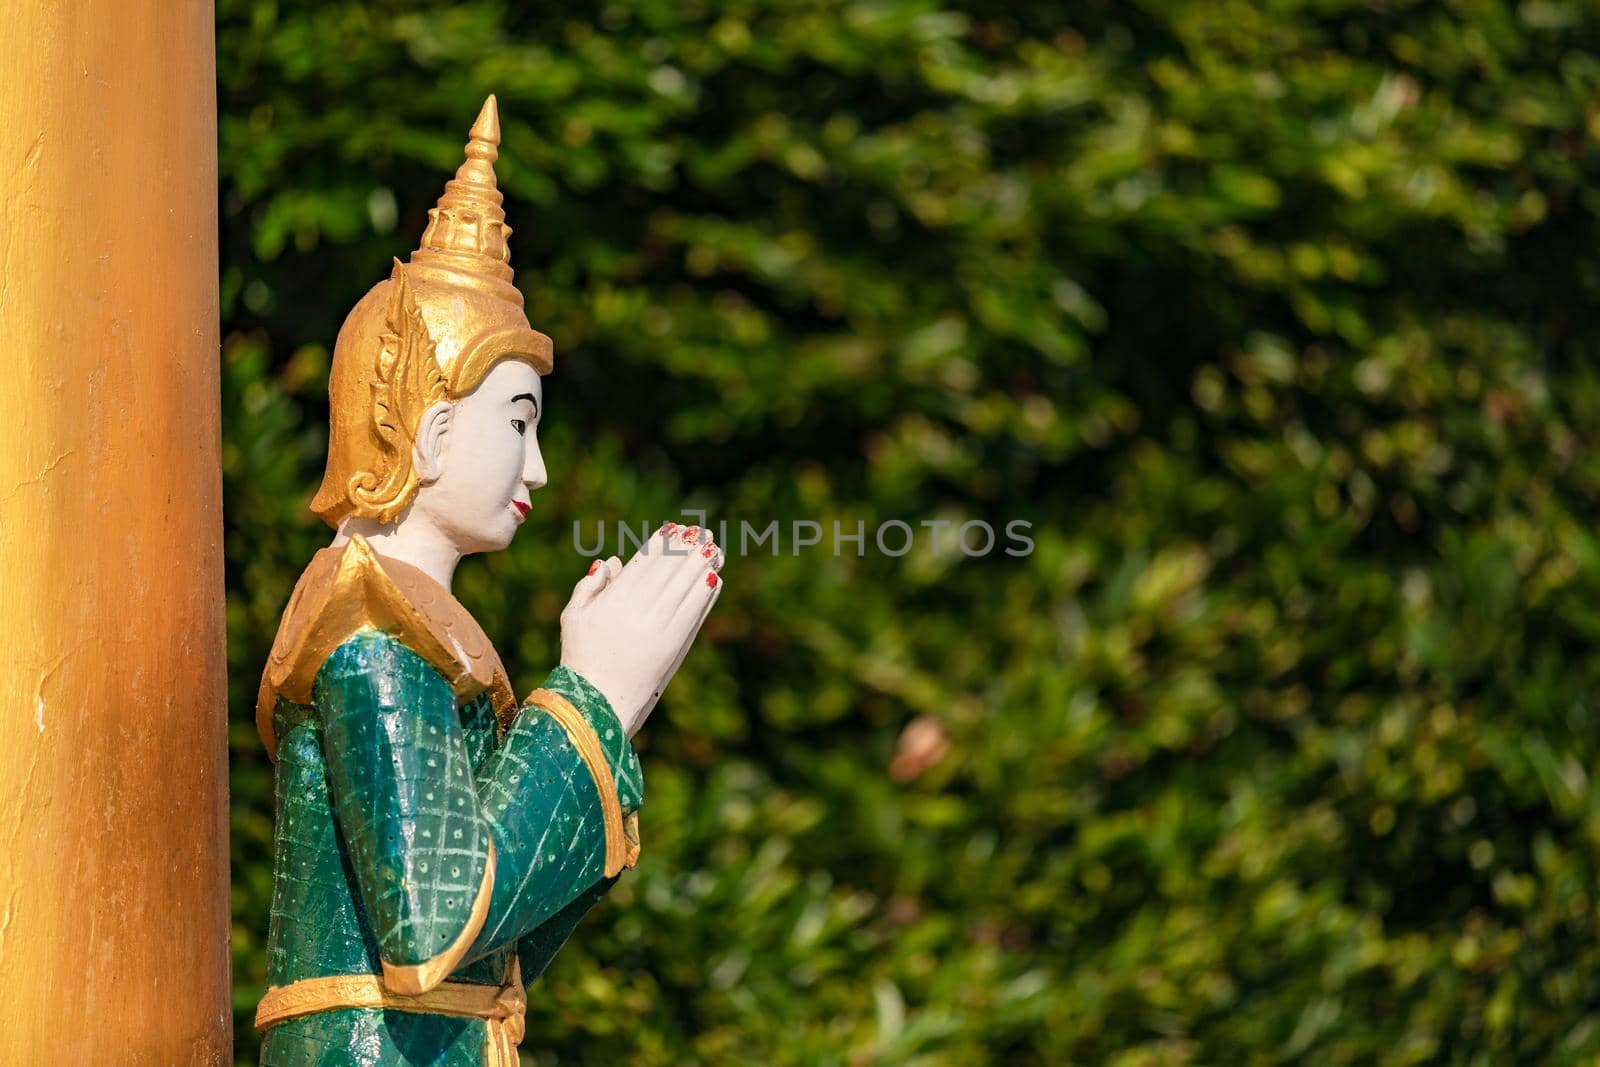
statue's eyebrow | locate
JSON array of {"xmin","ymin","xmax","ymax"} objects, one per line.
[{"xmin": 510, "ymin": 392, "xmax": 539, "ymax": 417}]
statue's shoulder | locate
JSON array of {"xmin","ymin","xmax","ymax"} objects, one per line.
[{"xmin": 255, "ymin": 536, "xmax": 516, "ymax": 758}]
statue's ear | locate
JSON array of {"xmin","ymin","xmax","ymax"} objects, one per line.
[{"xmin": 412, "ymin": 401, "xmax": 454, "ymax": 485}]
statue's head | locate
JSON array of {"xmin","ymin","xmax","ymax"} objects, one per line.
[{"xmin": 312, "ymin": 95, "xmax": 552, "ymax": 554}]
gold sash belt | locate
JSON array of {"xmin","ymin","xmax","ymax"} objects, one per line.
[{"xmin": 255, "ymin": 958, "xmax": 525, "ymax": 1067}]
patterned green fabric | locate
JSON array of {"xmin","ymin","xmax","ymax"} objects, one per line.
[
  {"xmin": 260, "ymin": 628, "xmax": 641, "ymax": 1066},
  {"xmin": 318, "ymin": 633, "xmax": 493, "ymax": 967},
  {"xmin": 500, "ymin": 670, "xmax": 642, "ymax": 980},
  {"xmin": 467, "ymin": 675, "xmax": 620, "ymax": 959},
  {"xmin": 266, "ymin": 698, "xmax": 390, "ymax": 984},
  {"xmin": 261, "ymin": 1009, "xmax": 486, "ymax": 1067},
  {"xmin": 541, "ymin": 665, "xmax": 644, "ymax": 811}
]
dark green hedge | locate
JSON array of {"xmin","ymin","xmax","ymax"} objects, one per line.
[{"xmin": 221, "ymin": 2, "xmax": 1600, "ymax": 1063}]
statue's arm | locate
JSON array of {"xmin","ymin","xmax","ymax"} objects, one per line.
[
  {"xmin": 315, "ymin": 630, "xmax": 640, "ymax": 993},
  {"xmin": 469, "ymin": 664, "xmax": 642, "ymax": 962},
  {"xmin": 490, "ymin": 665, "xmax": 644, "ymax": 981}
]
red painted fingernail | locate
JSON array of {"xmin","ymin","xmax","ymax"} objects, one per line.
[
  {"xmin": 587, "ymin": 560, "xmax": 600, "ymax": 576},
  {"xmin": 706, "ymin": 573, "xmax": 718, "ymax": 588}
]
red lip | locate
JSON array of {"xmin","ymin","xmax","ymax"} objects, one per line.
[{"xmin": 512, "ymin": 501, "xmax": 530, "ymax": 518}]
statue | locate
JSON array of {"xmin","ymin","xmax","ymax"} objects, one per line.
[{"xmin": 251, "ymin": 96, "xmax": 722, "ymax": 1065}]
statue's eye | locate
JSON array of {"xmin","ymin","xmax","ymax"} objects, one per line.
[{"xmin": 510, "ymin": 419, "xmax": 527, "ymax": 436}]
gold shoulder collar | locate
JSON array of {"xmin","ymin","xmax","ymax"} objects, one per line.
[{"xmin": 256, "ymin": 536, "xmax": 517, "ymax": 759}]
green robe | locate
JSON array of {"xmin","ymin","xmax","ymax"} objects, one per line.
[{"xmin": 258, "ymin": 630, "xmax": 641, "ymax": 1066}]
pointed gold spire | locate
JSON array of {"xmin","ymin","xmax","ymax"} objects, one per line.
[
  {"xmin": 469, "ymin": 93, "xmax": 500, "ymax": 147},
  {"xmin": 409, "ymin": 94, "xmax": 518, "ymax": 301}
]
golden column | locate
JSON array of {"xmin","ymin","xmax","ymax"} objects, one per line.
[{"xmin": 0, "ymin": 1, "xmax": 230, "ymax": 1061}]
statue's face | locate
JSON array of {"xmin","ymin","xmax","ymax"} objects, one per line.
[{"xmin": 410, "ymin": 358, "xmax": 546, "ymax": 555}]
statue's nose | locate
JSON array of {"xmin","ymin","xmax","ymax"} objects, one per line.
[{"xmin": 524, "ymin": 442, "xmax": 548, "ymax": 492}]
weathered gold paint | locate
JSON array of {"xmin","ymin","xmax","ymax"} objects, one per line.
[{"xmin": 0, "ymin": 1, "xmax": 228, "ymax": 1060}]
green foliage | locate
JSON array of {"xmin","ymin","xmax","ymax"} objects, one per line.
[{"xmin": 220, "ymin": 1, "xmax": 1600, "ymax": 1063}]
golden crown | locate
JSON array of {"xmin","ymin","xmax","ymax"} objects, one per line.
[{"xmin": 310, "ymin": 95, "xmax": 553, "ymax": 528}]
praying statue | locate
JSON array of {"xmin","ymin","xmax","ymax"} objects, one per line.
[{"xmin": 251, "ymin": 96, "xmax": 723, "ymax": 1065}]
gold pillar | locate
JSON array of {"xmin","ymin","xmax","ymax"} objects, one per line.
[{"xmin": 0, "ymin": 1, "xmax": 229, "ymax": 1061}]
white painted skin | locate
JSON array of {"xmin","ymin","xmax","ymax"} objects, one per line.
[{"xmin": 335, "ymin": 359, "xmax": 722, "ymax": 736}]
